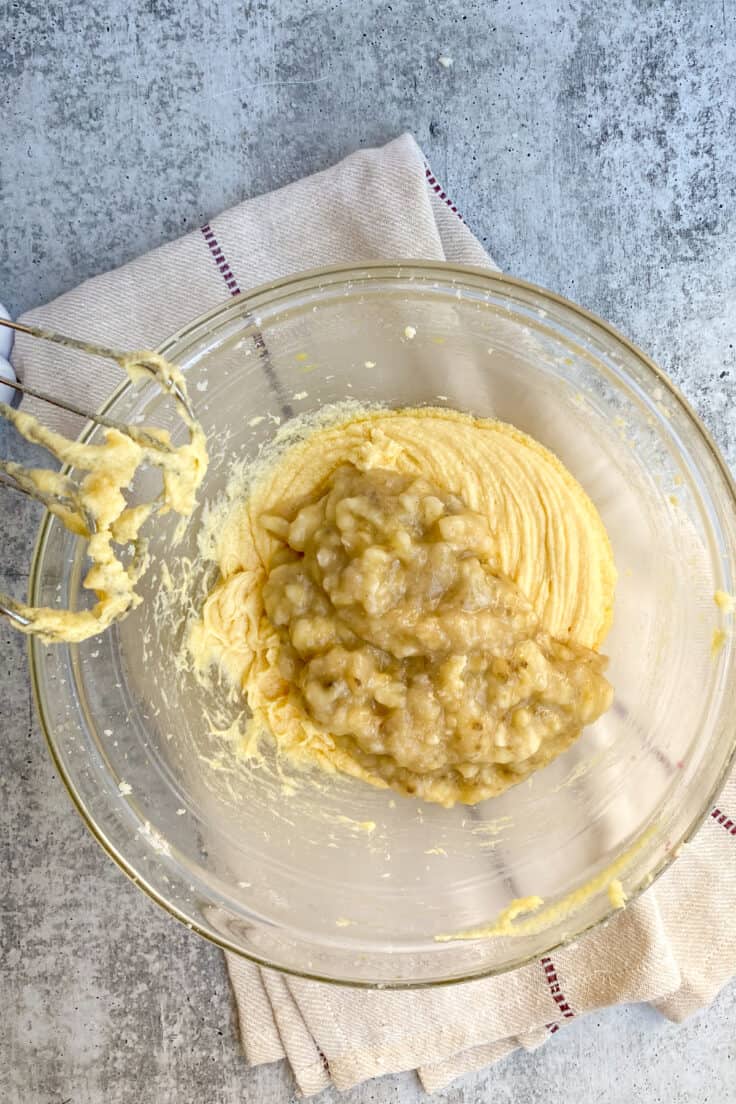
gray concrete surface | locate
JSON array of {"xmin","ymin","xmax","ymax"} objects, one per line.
[{"xmin": 2, "ymin": 1, "xmax": 736, "ymax": 1101}]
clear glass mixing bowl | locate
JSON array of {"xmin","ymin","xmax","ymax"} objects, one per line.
[{"xmin": 30, "ymin": 262, "xmax": 736, "ymax": 987}]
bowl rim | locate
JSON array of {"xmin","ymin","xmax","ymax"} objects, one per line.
[{"xmin": 28, "ymin": 258, "xmax": 736, "ymax": 988}]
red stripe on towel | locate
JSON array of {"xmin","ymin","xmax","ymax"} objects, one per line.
[
  {"xmin": 711, "ymin": 807, "xmax": 736, "ymax": 836},
  {"xmin": 541, "ymin": 955, "xmax": 575, "ymax": 1035},
  {"xmin": 200, "ymin": 223, "xmax": 241, "ymax": 297},
  {"xmin": 425, "ymin": 166, "xmax": 464, "ymax": 221}
]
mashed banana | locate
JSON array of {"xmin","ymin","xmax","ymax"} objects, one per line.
[{"xmin": 191, "ymin": 408, "xmax": 616, "ymax": 806}]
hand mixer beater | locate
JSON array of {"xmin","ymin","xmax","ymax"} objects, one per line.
[{"xmin": 0, "ymin": 318, "xmax": 207, "ymax": 642}]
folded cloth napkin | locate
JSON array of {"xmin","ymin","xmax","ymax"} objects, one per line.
[{"xmin": 11, "ymin": 133, "xmax": 736, "ymax": 1096}]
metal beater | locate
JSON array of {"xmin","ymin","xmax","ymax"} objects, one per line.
[{"xmin": 0, "ymin": 317, "xmax": 195, "ymax": 632}]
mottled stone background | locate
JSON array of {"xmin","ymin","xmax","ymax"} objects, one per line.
[{"xmin": 2, "ymin": 2, "xmax": 736, "ymax": 1102}]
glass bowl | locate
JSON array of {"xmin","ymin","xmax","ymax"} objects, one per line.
[{"xmin": 29, "ymin": 262, "xmax": 736, "ymax": 987}]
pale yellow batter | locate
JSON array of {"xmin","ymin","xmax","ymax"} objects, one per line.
[
  {"xmin": 2, "ymin": 353, "xmax": 207, "ymax": 642},
  {"xmin": 190, "ymin": 407, "xmax": 616, "ymax": 806},
  {"xmin": 435, "ymin": 824, "xmax": 651, "ymax": 941}
]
